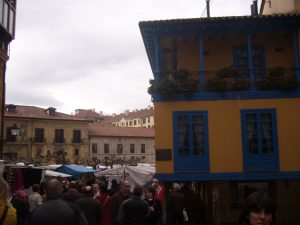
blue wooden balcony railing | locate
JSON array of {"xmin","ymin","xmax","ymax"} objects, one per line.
[{"xmin": 151, "ymin": 67, "xmax": 299, "ymax": 97}]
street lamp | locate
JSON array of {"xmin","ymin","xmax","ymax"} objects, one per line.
[{"xmin": 10, "ymin": 124, "xmax": 20, "ymax": 136}]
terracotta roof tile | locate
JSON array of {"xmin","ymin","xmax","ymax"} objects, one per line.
[
  {"xmin": 74, "ymin": 109, "xmax": 103, "ymax": 120},
  {"xmin": 101, "ymin": 107, "xmax": 154, "ymax": 124},
  {"xmin": 5, "ymin": 104, "xmax": 90, "ymax": 121},
  {"xmin": 139, "ymin": 12, "xmax": 300, "ymax": 25},
  {"xmin": 89, "ymin": 124, "xmax": 154, "ymax": 138}
]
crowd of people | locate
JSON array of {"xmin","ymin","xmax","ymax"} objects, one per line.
[{"xmin": 0, "ymin": 175, "xmax": 276, "ymax": 225}]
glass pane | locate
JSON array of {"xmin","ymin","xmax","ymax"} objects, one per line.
[
  {"xmin": 178, "ymin": 124, "xmax": 189, "ymax": 148},
  {"xmin": 246, "ymin": 113, "xmax": 257, "ymax": 122},
  {"xmin": 261, "ymin": 113, "xmax": 272, "ymax": 122},
  {"xmin": 4, "ymin": 2, "xmax": 8, "ymax": 30},
  {"xmin": 193, "ymin": 124, "xmax": 204, "ymax": 156},
  {"xmin": 9, "ymin": 8, "xmax": 14, "ymax": 35},
  {"xmin": 0, "ymin": 0, "xmax": 3, "ymax": 25},
  {"xmin": 192, "ymin": 115, "xmax": 203, "ymax": 124},
  {"xmin": 178, "ymin": 115, "xmax": 188, "ymax": 124}
]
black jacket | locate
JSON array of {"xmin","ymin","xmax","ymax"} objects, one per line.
[{"xmin": 26, "ymin": 193, "xmax": 88, "ymax": 225}]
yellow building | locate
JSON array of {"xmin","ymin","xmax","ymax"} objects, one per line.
[
  {"xmin": 140, "ymin": 4, "xmax": 300, "ymax": 225},
  {"xmin": 0, "ymin": 1, "xmax": 17, "ymax": 159},
  {"xmin": 3, "ymin": 104, "xmax": 91, "ymax": 165}
]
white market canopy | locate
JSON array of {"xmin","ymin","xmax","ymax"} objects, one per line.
[
  {"xmin": 44, "ymin": 169, "xmax": 72, "ymax": 178},
  {"xmin": 95, "ymin": 164, "xmax": 155, "ymax": 187}
]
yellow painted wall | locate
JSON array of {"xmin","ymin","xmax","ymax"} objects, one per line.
[
  {"xmin": 262, "ymin": 0, "xmax": 295, "ymax": 15},
  {"xmin": 161, "ymin": 32, "xmax": 294, "ymax": 73},
  {"xmin": 154, "ymin": 98, "xmax": 300, "ymax": 174}
]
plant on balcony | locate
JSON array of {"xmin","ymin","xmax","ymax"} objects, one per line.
[
  {"xmin": 148, "ymin": 68, "xmax": 198, "ymax": 97},
  {"xmin": 206, "ymin": 66, "xmax": 250, "ymax": 92},
  {"xmin": 257, "ymin": 66, "xmax": 299, "ymax": 90}
]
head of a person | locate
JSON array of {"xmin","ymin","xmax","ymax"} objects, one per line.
[
  {"xmin": 152, "ymin": 178, "xmax": 159, "ymax": 188},
  {"xmin": 120, "ymin": 180, "xmax": 131, "ymax": 194},
  {"xmin": 145, "ymin": 186, "xmax": 156, "ymax": 199},
  {"xmin": 172, "ymin": 182, "xmax": 181, "ymax": 192},
  {"xmin": 111, "ymin": 179, "xmax": 118, "ymax": 188},
  {"xmin": 0, "ymin": 177, "xmax": 11, "ymax": 205},
  {"xmin": 239, "ymin": 191, "xmax": 275, "ymax": 225},
  {"xmin": 84, "ymin": 186, "xmax": 93, "ymax": 197},
  {"xmin": 32, "ymin": 184, "xmax": 40, "ymax": 193},
  {"xmin": 92, "ymin": 183, "xmax": 99, "ymax": 193},
  {"xmin": 132, "ymin": 185, "xmax": 143, "ymax": 198},
  {"xmin": 99, "ymin": 182, "xmax": 108, "ymax": 194},
  {"xmin": 46, "ymin": 178, "xmax": 63, "ymax": 195}
]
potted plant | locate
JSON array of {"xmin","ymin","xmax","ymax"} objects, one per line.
[
  {"xmin": 257, "ymin": 67, "xmax": 299, "ymax": 90},
  {"xmin": 147, "ymin": 68, "xmax": 198, "ymax": 97}
]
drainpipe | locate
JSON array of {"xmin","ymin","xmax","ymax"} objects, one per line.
[{"xmin": 206, "ymin": 0, "xmax": 210, "ymax": 17}]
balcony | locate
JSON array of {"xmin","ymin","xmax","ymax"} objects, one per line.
[{"xmin": 149, "ymin": 67, "xmax": 300, "ymax": 101}]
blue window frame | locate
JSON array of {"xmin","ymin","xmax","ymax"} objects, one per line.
[
  {"xmin": 173, "ymin": 111, "xmax": 209, "ymax": 172},
  {"xmin": 241, "ymin": 109, "xmax": 279, "ymax": 171},
  {"xmin": 233, "ymin": 45, "xmax": 266, "ymax": 79}
]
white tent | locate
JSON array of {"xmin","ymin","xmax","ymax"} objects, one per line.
[
  {"xmin": 95, "ymin": 165, "xmax": 155, "ymax": 187},
  {"xmin": 44, "ymin": 169, "xmax": 72, "ymax": 178}
]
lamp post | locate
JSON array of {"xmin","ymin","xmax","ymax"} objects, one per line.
[{"xmin": 10, "ymin": 123, "xmax": 20, "ymax": 136}]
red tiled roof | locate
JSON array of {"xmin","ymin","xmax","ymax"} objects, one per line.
[
  {"xmin": 74, "ymin": 109, "xmax": 103, "ymax": 120},
  {"xmin": 102, "ymin": 107, "xmax": 154, "ymax": 124},
  {"xmin": 139, "ymin": 12, "xmax": 300, "ymax": 25},
  {"xmin": 89, "ymin": 124, "xmax": 154, "ymax": 138},
  {"xmin": 5, "ymin": 105, "xmax": 90, "ymax": 121}
]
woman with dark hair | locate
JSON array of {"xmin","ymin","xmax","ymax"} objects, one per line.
[
  {"xmin": 239, "ymin": 191, "xmax": 276, "ymax": 225},
  {"xmin": 95, "ymin": 182, "xmax": 111, "ymax": 225},
  {"xmin": 144, "ymin": 186, "xmax": 162, "ymax": 225}
]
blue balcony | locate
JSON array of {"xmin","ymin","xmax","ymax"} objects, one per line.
[{"xmin": 149, "ymin": 67, "xmax": 300, "ymax": 102}]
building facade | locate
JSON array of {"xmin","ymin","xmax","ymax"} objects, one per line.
[
  {"xmin": 4, "ymin": 104, "xmax": 91, "ymax": 165},
  {"xmin": 110, "ymin": 107, "xmax": 155, "ymax": 128},
  {"xmin": 0, "ymin": 0, "xmax": 17, "ymax": 159},
  {"xmin": 89, "ymin": 124, "xmax": 155, "ymax": 165},
  {"xmin": 140, "ymin": 5, "xmax": 300, "ymax": 225}
]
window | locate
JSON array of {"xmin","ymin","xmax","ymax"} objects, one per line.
[
  {"xmin": 104, "ymin": 144, "xmax": 109, "ymax": 154},
  {"xmin": 72, "ymin": 130, "xmax": 81, "ymax": 143},
  {"xmin": 173, "ymin": 111, "xmax": 209, "ymax": 172},
  {"xmin": 74, "ymin": 148, "xmax": 79, "ymax": 156},
  {"xmin": 117, "ymin": 144, "xmax": 123, "ymax": 154},
  {"xmin": 92, "ymin": 143, "xmax": 97, "ymax": 154},
  {"xmin": 55, "ymin": 129, "xmax": 64, "ymax": 143},
  {"xmin": 6, "ymin": 127, "xmax": 16, "ymax": 142},
  {"xmin": 142, "ymin": 118, "xmax": 146, "ymax": 124},
  {"xmin": 130, "ymin": 144, "xmax": 135, "ymax": 153},
  {"xmin": 34, "ymin": 128, "xmax": 44, "ymax": 143},
  {"xmin": 134, "ymin": 120, "xmax": 137, "ymax": 125},
  {"xmin": 141, "ymin": 144, "xmax": 145, "ymax": 153},
  {"xmin": 233, "ymin": 45, "xmax": 265, "ymax": 79},
  {"xmin": 241, "ymin": 109, "xmax": 279, "ymax": 170},
  {"xmin": 129, "ymin": 121, "xmax": 132, "ymax": 126},
  {"xmin": 148, "ymin": 117, "xmax": 150, "ymax": 123}
]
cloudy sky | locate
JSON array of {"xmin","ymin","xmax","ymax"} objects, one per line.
[{"xmin": 6, "ymin": 0, "xmax": 259, "ymax": 115}]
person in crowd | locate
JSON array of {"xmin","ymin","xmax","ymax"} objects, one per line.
[
  {"xmin": 75, "ymin": 185, "xmax": 102, "ymax": 225},
  {"xmin": 92, "ymin": 183, "xmax": 101, "ymax": 199},
  {"xmin": 0, "ymin": 177, "xmax": 17, "ymax": 225},
  {"xmin": 95, "ymin": 183, "xmax": 111, "ymax": 225},
  {"xmin": 28, "ymin": 184, "xmax": 42, "ymax": 212},
  {"xmin": 110, "ymin": 180, "xmax": 131, "ymax": 225},
  {"xmin": 63, "ymin": 181, "xmax": 84, "ymax": 203},
  {"xmin": 11, "ymin": 189, "xmax": 30, "ymax": 225},
  {"xmin": 152, "ymin": 178, "xmax": 165, "ymax": 225},
  {"xmin": 107, "ymin": 179, "xmax": 119, "ymax": 196},
  {"xmin": 117, "ymin": 185, "xmax": 148, "ymax": 225},
  {"xmin": 144, "ymin": 186, "xmax": 162, "ymax": 225},
  {"xmin": 238, "ymin": 191, "xmax": 276, "ymax": 225},
  {"xmin": 167, "ymin": 183, "xmax": 186, "ymax": 225},
  {"xmin": 26, "ymin": 178, "xmax": 88, "ymax": 225}
]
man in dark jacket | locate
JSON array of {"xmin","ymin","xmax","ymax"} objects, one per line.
[
  {"xmin": 110, "ymin": 180, "xmax": 131, "ymax": 225},
  {"xmin": 26, "ymin": 178, "xmax": 88, "ymax": 225},
  {"xmin": 167, "ymin": 183, "xmax": 186, "ymax": 225},
  {"xmin": 117, "ymin": 185, "xmax": 148, "ymax": 225}
]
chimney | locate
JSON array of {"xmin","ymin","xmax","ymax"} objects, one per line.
[{"xmin": 206, "ymin": 0, "xmax": 210, "ymax": 17}]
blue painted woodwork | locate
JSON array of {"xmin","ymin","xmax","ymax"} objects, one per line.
[
  {"xmin": 173, "ymin": 111, "xmax": 209, "ymax": 172},
  {"xmin": 241, "ymin": 109, "xmax": 279, "ymax": 171},
  {"xmin": 155, "ymin": 171, "xmax": 300, "ymax": 181}
]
